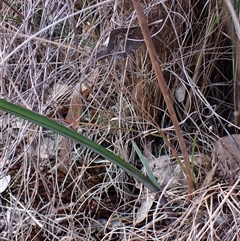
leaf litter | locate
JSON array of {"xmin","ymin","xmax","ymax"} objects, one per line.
[{"xmin": 1, "ymin": 0, "xmax": 240, "ymax": 240}]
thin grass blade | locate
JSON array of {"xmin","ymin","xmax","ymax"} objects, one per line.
[{"xmin": 132, "ymin": 142, "xmax": 160, "ymax": 189}]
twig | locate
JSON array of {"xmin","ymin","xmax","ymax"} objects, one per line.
[{"xmin": 131, "ymin": 0, "xmax": 194, "ymax": 196}]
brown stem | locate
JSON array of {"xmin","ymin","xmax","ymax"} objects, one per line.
[{"xmin": 131, "ymin": 0, "xmax": 194, "ymax": 196}]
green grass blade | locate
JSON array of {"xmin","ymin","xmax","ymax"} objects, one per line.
[
  {"xmin": 0, "ymin": 98, "xmax": 160, "ymax": 192},
  {"xmin": 191, "ymin": 131, "xmax": 198, "ymax": 189},
  {"xmin": 132, "ymin": 142, "xmax": 160, "ymax": 189}
]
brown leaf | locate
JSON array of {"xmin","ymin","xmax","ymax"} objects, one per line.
[
  {"xmin": 58, "ymin": 87, "xmax": 83, "ymax": 174},
  {"xmin": 96, "ymin": 26, "xmax": 145, "ymax": 60},
  {"xmin": 212, "ymin": 134, "xmax": 240, "ymax": 182},
  {"xmin": 58, "ymin": 71, "xmax": 98, "ymax": 174}
]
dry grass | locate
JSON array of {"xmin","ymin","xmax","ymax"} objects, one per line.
[{"xmin": 0, "ymin": 0, "xmax": 240, "ymax": 240}]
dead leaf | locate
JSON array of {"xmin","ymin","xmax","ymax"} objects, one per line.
[
  {"xmin": 175, "ymin": 83, "xmax": 186, "ymax": 103},
  {"xmin": 58, "ymin": 70, "xmax": 99, "ymax": 174},
  {"xmin": 81, "ymin": 83, "xmax": 93, "ymax": 99},
  {"xmin": 58, "ymin": 85, "xmax": 83, "ymax": 174},
  {"xmin": 135, "ymin": 192, "xmax": 156, "ymax": 224},
  {"xmin": 212, "ymin": 134, "xmax": 240, "ymax": 182},
  {"xmin": 0, "ymin": 175, "xmax": 11, "ymax": 193},
  {"xmin": 200, "ymin": 162, "xmax": 219, "ymax": 188},
  {"xmin": 96, "ymin": 26, "xmax": 145, "ymax": 60},
  {"xmin": 143, "ymin": 155, "xmax": 187, "ymax": 189}
]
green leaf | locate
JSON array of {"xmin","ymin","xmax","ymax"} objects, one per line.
[
  {"xmin": 132, "ymin": 142, "xmax": 160, "ymax": 189},
  {"xmin": 0, "ymin": 98, "xmax": 160, "ymax": 192}
]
